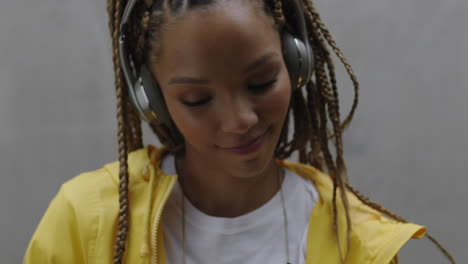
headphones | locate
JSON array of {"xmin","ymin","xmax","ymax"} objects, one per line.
[{"xmin": 119, "ymin": 0, "xmax": 314, "ymax": 126}]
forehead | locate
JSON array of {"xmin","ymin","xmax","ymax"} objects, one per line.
[{"xmin": 154, "ymin": 1, "xmax": 281, "ymax": 81}]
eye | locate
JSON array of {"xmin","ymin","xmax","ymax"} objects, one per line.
[
  {"xmin": 248, "ymin": 79, "xmax": 277, "ymax": 94},
  {"xmin": 181, "ymin": 97, "xmax": 212, "ymax": 107}
]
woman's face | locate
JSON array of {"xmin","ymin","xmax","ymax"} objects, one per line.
[{"xmin": 152, "ymin": 2, "xmax": 291, "ymax": 176}]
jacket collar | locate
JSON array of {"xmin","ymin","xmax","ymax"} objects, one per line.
[{"xmin": 103, "ymin": 145, "xmax": 426, "ymax": 263}]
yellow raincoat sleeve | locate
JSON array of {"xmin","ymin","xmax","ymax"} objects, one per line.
[{"xmin": 23, "ymin": 172, "xmax": 102, "ymax": 264}]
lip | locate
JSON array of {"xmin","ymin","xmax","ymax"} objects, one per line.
[{"xmin": 219, "ymin": 129, "xmax": 269, "ymax": 155}]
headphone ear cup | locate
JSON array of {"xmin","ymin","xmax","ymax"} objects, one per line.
[
  {"xmin": 139, "ymin": 64, "xmax": 173, "ymax": 126},
  {"xmin": 281, "ymin": 30, "xmax": 314, "ymax": 91},
  {"xmin": 281, "ymin": 31, "xmax": 300, "ymax": 90}
]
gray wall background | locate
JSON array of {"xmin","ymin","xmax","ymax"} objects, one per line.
[{"xmin": 1, "ymin": 0, "xmax": 466, "ymax": 263}]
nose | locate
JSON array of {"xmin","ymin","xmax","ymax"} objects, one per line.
[{"xmin": 219, "ymin": 97, "xmax": 258, "ymax": 135}]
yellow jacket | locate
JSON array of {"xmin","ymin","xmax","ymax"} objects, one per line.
[{"xmin": 24, "ymin": 145, "xmax": 426, "ymax": 263}]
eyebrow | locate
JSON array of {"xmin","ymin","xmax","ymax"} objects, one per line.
[
  {"xmin": 243, "ymin": 52, "xmax": 279, "ymax": 73},
  {"xmin": 167, "ymin": 52, "xmax": 279, "ymax": 86},
  {"xmin": 168, "ymin": 76, "xmax": 209, "ymax": 85}
]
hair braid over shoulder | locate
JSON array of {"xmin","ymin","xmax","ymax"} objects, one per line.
[
  {"xmin": 108, "ymin": 0, "xmax": 130, "ymax": 262},
  {"xmin": 107, "ymin": 0, "xmax": 148, "ymax": 262}
]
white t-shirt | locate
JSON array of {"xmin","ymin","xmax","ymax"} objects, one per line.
[{"xmin": 161, "ymin": 154, "xmax": 319, "ymax": 264}]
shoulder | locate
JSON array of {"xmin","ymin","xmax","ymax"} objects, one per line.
[
  {"xmin": 60, "ymin": 145, "xmax": 156, "ymax": 208},
  {"xmin": 60, "ymin": 167, "xmax": 113, "ymax": 210},
  {"xmin": 279, "ymin": 160, "xmax": 426, "ymax": 264},
  {"xmin": 348, "ymin": 201, "xmax": 425, "ymax": 263},
  {"xmin": 24, "ymin": 166, "xmax": 113, "ymax": 262},
  {"xmin": 25, "ymin": 146, "xmax": 157, "ymax": 263}
]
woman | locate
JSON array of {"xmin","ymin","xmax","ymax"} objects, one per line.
[{"xmin": 24, "ymin": 0, "xmax": 454, "ymax": 263}]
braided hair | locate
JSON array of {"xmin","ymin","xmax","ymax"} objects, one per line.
[{"xmin": 106, "ymin": 0, "xmax": 455, "ymax": 263}]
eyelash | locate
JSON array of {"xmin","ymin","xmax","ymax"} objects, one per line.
[
  {"xmin": 181, "ymin": 79, "xmax": 278, "ymax": 107},
  {"xmin": 182, "ymin": 97, "xmax": 212, "ymax": 107},
  {"xmin": 248, "ymin": 79, "xmax": 277, "ymax": 93}
]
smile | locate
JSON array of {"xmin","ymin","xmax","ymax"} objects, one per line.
[{"xmin": 218, "ymin": 129, "xmax": 270, "ymax": 155}]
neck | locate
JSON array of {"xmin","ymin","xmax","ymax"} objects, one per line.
[{"xmin": 175, "ymin": 151, "xmax": 281, "ymax": 218}]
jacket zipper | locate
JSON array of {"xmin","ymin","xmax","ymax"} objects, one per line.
[{"xmin": 151, "ymin": 175, "xmax": 177, "ymax": 264}]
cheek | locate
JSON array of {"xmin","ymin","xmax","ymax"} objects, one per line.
[
  {"xmin": 258, "ymin": 75, "xmax": 291, "ymax": 121},
  {"xmin": 164, "ymin": 99, "xmax": 213, "ymax": 146}
]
